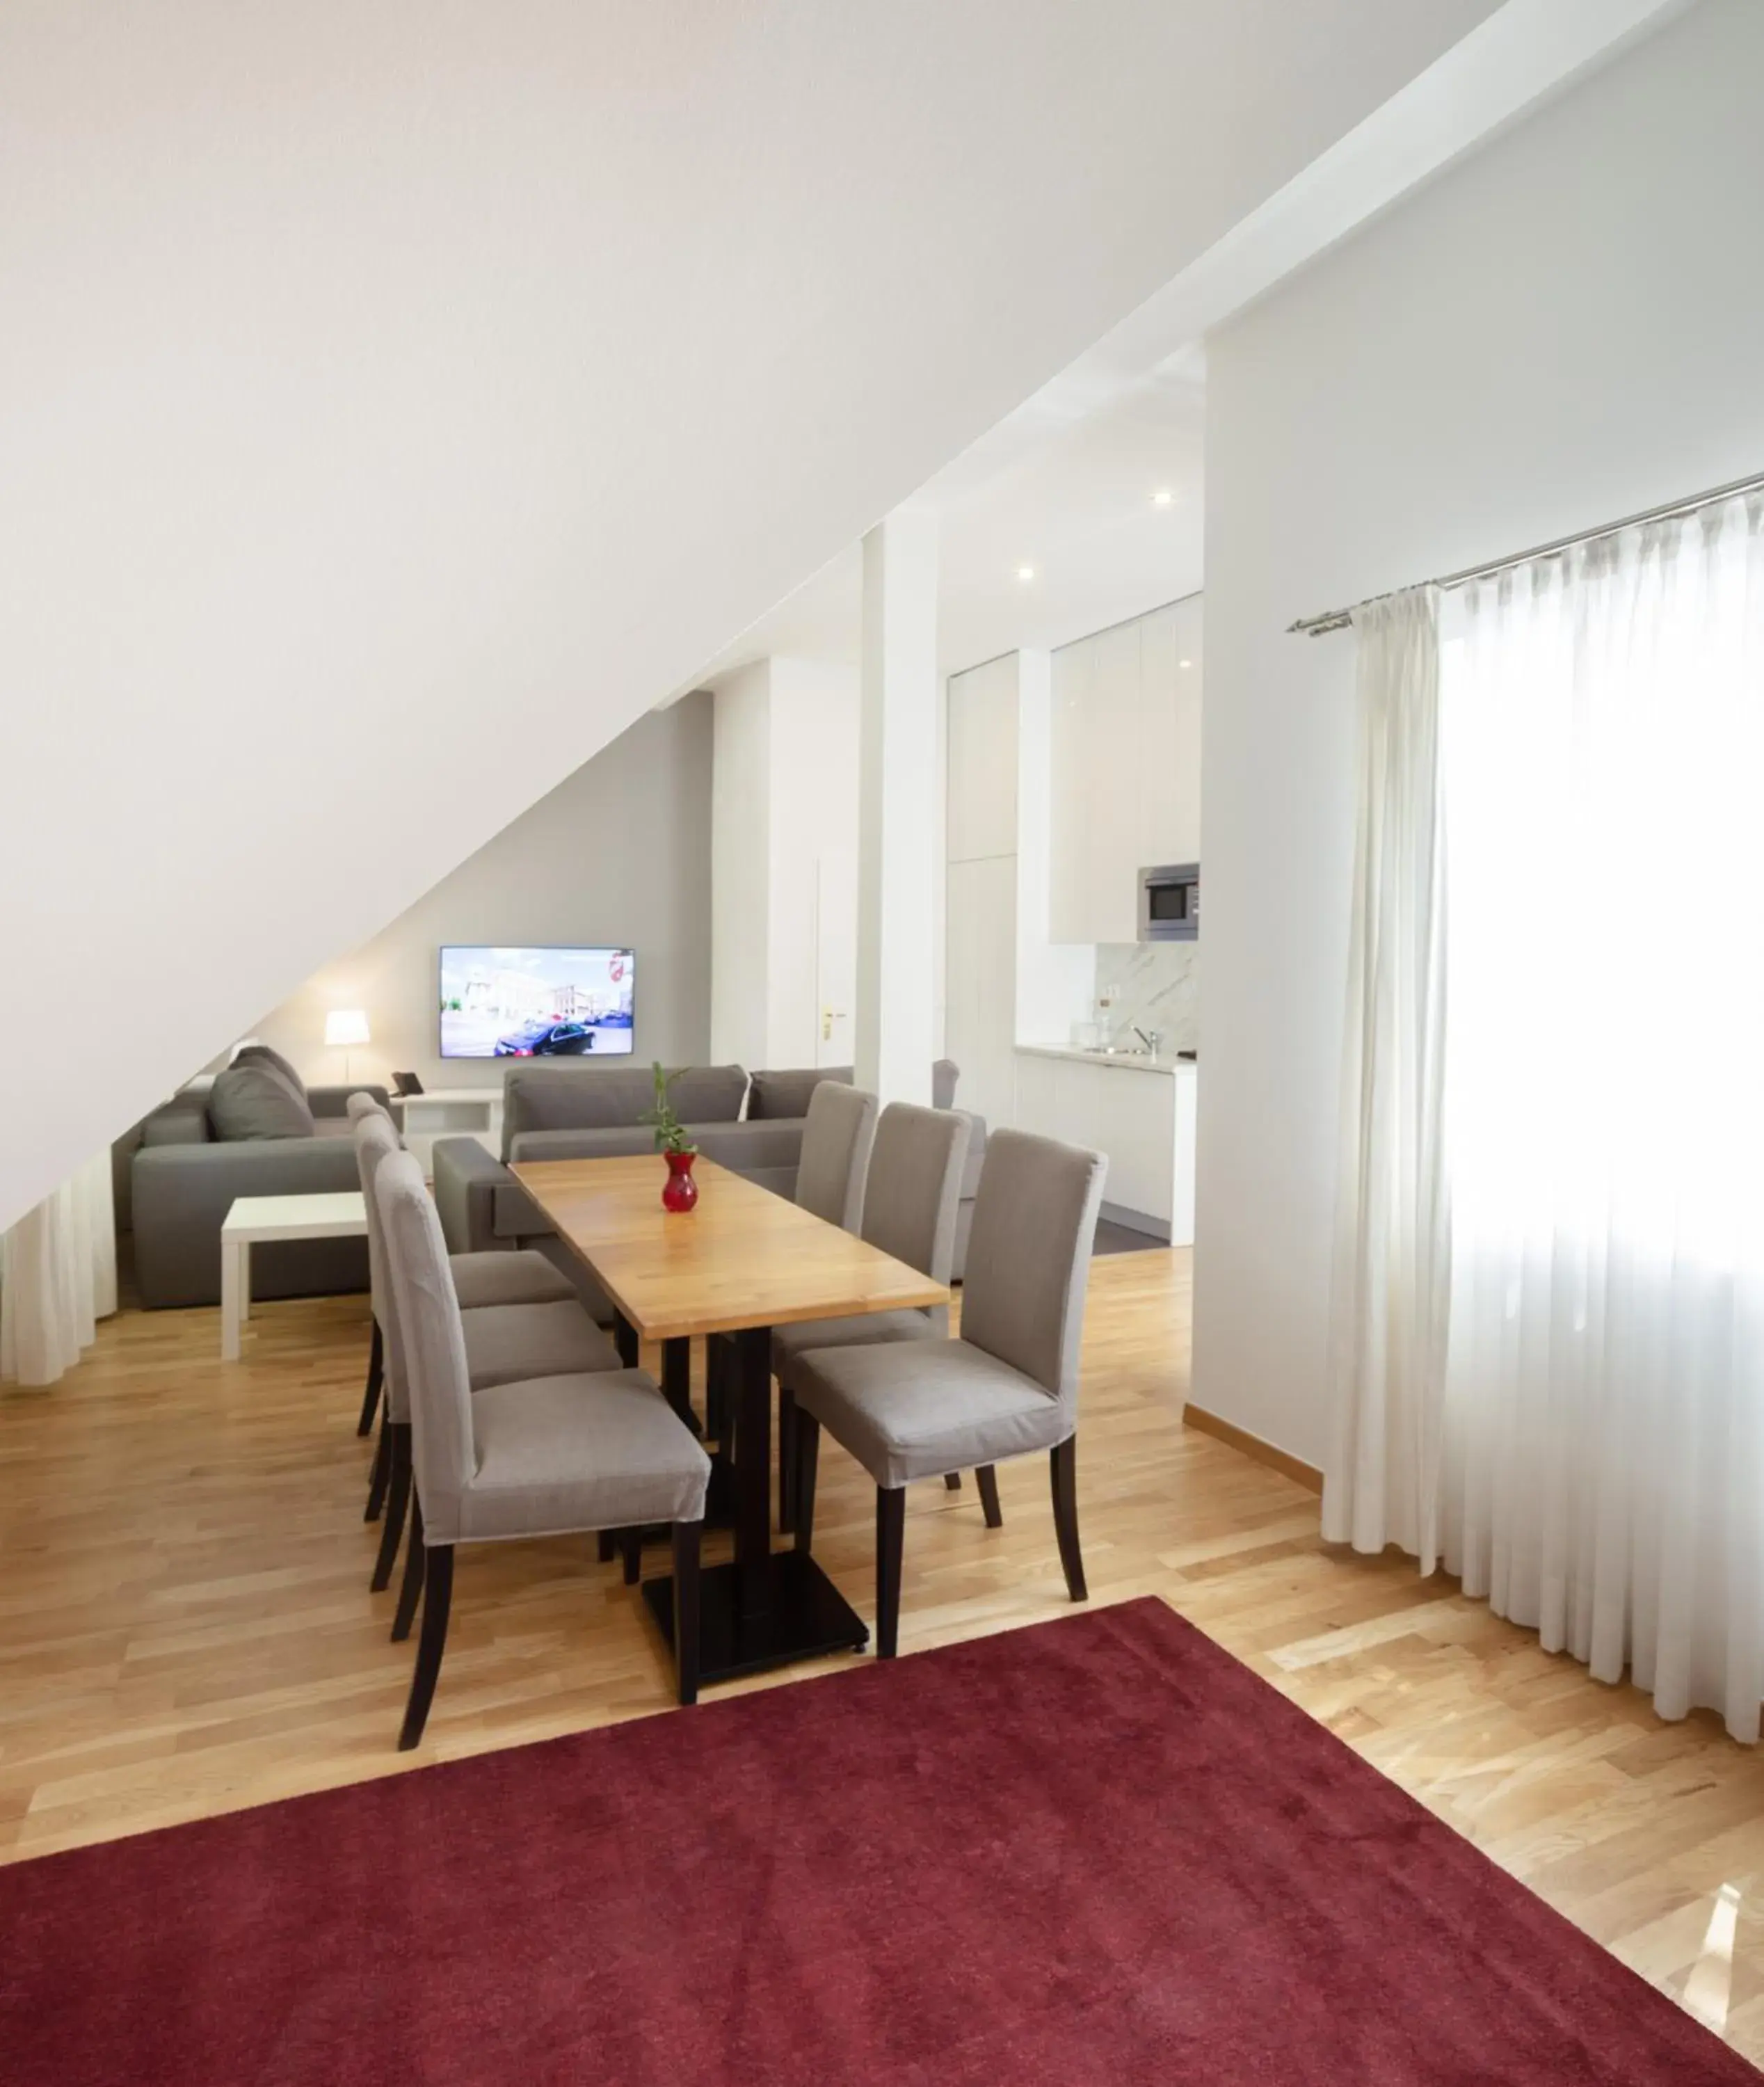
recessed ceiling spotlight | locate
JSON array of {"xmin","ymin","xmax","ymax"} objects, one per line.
[
  {"xmin": 1016, "ymin": 563, "xmax": 1036, "ymax": 583},
  {"xmin": 1178, "ymin": 659, "xmax": 1193, "ymax": 669},
  {"xmin": 1151, "ymin": 488, "xmax": 1174, "ymax": 506}
]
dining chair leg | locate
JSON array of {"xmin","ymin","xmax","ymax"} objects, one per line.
[
  {"xmin": 392, "ymin": 1492, "xmax": 428, "ymax": 1641},
  {"xmin": 876, "ymin": 1487, "xmax": 906, "ymax": 1658},
  {"xmin": 943, "ymin": 1473, "xmax": 961, "ymax": 1491},
  {"xmin": 976, "ymin": 1464, "xmax": 1003, "ymax": 1528},
  {"xmin": 370, "ymin": 1423, "xmax": 412, "ymax": 1590},
  {"xmin": 357, "ymin": 1320, "xmax": 384, "ymax": 1437},
  {"xmin": 673, "ymin": 1518, "xmax": 703, "ymax": 1706},
  {"xmin": 1050, "ymin": 1436, "xmax": 1087, "ymax": 1602},
  {"xmin": 619, "ymin": 1528, "xmax": 643, "ymax": 1585},
  {"xmin": 777, "ymin": 1384, "xmax": 797, "ymax": 1532},
  {"xmin": 364, "ymin": 1413, "xmax": 391, "ymax": 1523},
  {"xmin": 398, "ymin": 1543, "xmax": 454, "ymax": 1751},
  {"xmin": 793, "ymin": 1409, "xmax": 821, "ymax": 1554}
]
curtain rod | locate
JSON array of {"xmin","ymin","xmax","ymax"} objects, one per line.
[{"xmin": 1288, "ymin": 465, "xmax": 1764, "ymax": 637}]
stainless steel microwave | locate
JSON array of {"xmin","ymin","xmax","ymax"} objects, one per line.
[{"xmin": 1139, "ymin": 863, "xmax": 1199, "ymax": 942}]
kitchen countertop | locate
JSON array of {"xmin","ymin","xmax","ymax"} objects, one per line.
[{"xmin": 1015, "ymin": 1042, "xmax": 1198, "ymax": 1076}]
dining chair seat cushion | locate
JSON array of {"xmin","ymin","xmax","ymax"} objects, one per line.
[
  {"xmin": 772, "ymin": 1309, "xmax": 938, "ymax": 1390},
  {"xmin": 450, "ymin": 1249, "xmax": 577, "ymax": 1311},
  {"xmin": 462, "ymin": 1300, "xmax": 620, "ymax": 1388},
  {"xmin": 451, "ymin": 1371, "xmax": 712, "ymax": 1543},
  {"xmin": 791, "ymin": 1337, "xmax": 1068, "ymax": 1489}
]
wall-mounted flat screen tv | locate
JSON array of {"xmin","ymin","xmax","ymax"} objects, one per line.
[{"xmin": 439, "ymin": 946, "xmax": 635, "ymax": 1059}]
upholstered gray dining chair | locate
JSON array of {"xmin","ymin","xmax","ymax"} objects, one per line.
[
  {"xmin": 705, "ymin": 1080, "xmax": 880, "ymax": 1446},
  {"xmin": 353, "ymin": 1113, "xmax": 623, "ymax": 1600},
  {"xmin": 373, "ymin": 1149, "xmax": 710, "ymax": 1747},
  {"xmin": 346, "ymin": 1091, "xmax": 577, "ymax": 1446},
  {"xmin": 793, "ymin": 1080, "xmax": 881, "ymax": 1231},
  {"xmin": 773, "ymin": 1102, "xmax": 970, "ymax": 1528},
  {"xmin": 789, "ymin": 1128, "xmax": 1106, "ymax": 1657}
]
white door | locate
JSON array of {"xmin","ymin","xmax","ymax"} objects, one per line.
[{"xmin": 815, "ymin": 850, "xmax": 857, "ymax": 1066}]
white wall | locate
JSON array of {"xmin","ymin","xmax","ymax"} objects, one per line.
[
  {"xmin": 248, "ymin": 698, "xmax": 712, "ymax": 1091},
  {"xmin": 709, "ymin": 658, "xmax": 860, "ymax": 1071},
  {"xmin": 710, "ymin": 665, "xmax": 773, "ymax": 1069},
  {"xmin": 1195, "ymin": 0, "xmax": 1764, "ymax": 1464},
  {"xmin": 767, "ymin": 659, "xmax": 860, "ymax": 1069},
  {"xmin": 3, "ymin": 3, "xmax": 1508, "ymax": 1231}
]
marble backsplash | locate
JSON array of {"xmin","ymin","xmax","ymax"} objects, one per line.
[{"xmin": 1093, "ymin": 943, "xmax": 1199, "ymax": 1053}]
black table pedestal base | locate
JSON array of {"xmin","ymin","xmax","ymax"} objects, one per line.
[{"xmin": 641, "ymin": 1553, "xmax": 868, "ymax": 1685}]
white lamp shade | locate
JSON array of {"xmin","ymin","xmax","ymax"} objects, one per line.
[{"xmin": 324, "ymin": 1009, "xmax": 371, "ymax": 1048}]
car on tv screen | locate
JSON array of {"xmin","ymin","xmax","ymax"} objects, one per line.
[{"xmin": 439, "ymin": 946, "xmax": 634, "ymax": 1060}]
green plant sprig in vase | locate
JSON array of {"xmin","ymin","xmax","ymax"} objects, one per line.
[{"xmin": 641, "ymin": 1062, "xmax": 700, "ymax": 1211}]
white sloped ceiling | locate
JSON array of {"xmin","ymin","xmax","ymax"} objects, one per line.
[{"xmin": 0, "ymin": 0, "xmax": 1502, "ymax": 1224}]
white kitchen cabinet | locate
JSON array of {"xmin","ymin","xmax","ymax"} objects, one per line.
[
  {"xmin": 945, "ymin": 854, "xmax": 1018, "ymax": 1132},
  {"xmin": 1138, "ymin": 598, "xmax": 1202, "ymax": 868},
  {"xmin": 1093, "ymin": 1063, "xmax": 1174, "ymax": 1223},
  {"xmin": 1048, "ymin": 641, "xmax": 1092, "ymax": 945},
  {"xmin": 947, "ymin": 655, "xmax": 1018, "ymax": 864},
  {"xmin": 1012, "ymin": 1049, "xmax": 1190, "ymax": 1233},
  {"xmin": 1046, "ymin": 595, "xmax": 1203, "ymax": 945},
  {"xmin": 945, "ymin": 657, "xmax": 1021, "ymax": 1130}
]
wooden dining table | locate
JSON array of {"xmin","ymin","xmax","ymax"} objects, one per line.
[{"xmin": 511, "ymin": 1153, "xmax": 949, "ymax": 1686}]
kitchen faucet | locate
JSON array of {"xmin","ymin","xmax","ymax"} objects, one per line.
[{"xmin": 1131, "ymin": 1025, "xmax": 1162, "ymax": 1057}]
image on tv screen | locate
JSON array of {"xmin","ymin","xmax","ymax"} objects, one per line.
[{"xmin": 439, "ymin": 945, "xmax": 635, "ymax": 1060}]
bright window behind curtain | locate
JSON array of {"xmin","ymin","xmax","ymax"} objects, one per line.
[{"xmin": 1438, "ymin": 491, "xmax": 1764, "ymax": 1739}]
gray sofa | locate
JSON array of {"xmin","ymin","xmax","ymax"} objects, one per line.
[
  {"xmin": 433, "ymin": 1058, "xmax": 986, "ymax": 1279},
  {"xmin": 125, "ymin": 1077, "xmax": 391, "ymax": 1309}
]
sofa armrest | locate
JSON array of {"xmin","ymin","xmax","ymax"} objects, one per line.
[
  {"xmin": 309, "ymin": 1083, "xmax": 391, "ymax": 1119},
  {"xmin": 132, "ymin": 1136, "xmax": 366, "ymax": 1307},
  {"xmin": 141, "ymin": 1105, "xmax": 212, "ymax": 1147},
  {"xmin": 431, "ymin": 1137, "xmax": 514, "ymax": 1254}
]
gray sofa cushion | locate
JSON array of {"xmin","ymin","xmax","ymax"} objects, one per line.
[
  {"xmin": 207, "ymin": 1061, "xmax": 316, "ymax": 1141},
  {"xmin": 748, "ymin": 1066, "xmax": 852, "ymax": 1121},
  {"xmin": 234, "ymin": 1044, "xmax": 307, "ymax": 1098},
  {"xmin": 500, "ymin": 1063, "xmax": 748, "ymax": 1156}
]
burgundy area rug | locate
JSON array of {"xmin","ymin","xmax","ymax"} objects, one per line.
[{"xmin": 2, "ymin": 1596, "xmax": 1755, "ymax": 2086}]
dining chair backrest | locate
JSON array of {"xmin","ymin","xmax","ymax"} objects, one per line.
[
  {"xmin": 346, "ymin": 1091, "xmax": 391, "ymax": 1124},
  {"xmin": 957, "ymin": 1128, "xmax": 1107, "ymax": 1414},
  {"xmin": 794, "ymin": 1081, "xmax": 879, "ymax": 1232},
  {"xmin": 859, "ymin": 1104, "xmax": 970, "ymax": 1297},
  {"xmin": 374, "ymin": 1148, "xmax": 476, "ymax": 1521},
  {"xmin": 353, "ymin": 1112, "xmax": 410, "ymax": 1418}
]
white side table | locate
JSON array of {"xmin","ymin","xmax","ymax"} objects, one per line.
[
  {"xmin": 393, "ymin": 1088, "xmax": 503, "ymax": 1176},
  {"xmin": 219, "ymin": 1191, "xmax": 367, "ymax": 1361}
]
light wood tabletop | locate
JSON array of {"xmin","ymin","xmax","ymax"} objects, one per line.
[{"xmin": 510, "ymin": 1154, "xmax": 949, "ymax": 1341}]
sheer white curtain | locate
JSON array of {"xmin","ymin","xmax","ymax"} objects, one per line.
[
  {"xmin": 1438, "ymin": 492, "xmax": 1764, "ymax": 1740},
  {"xmin": 0, "ymin": 1151, "xmax": 118, "ymax": 1387},
  {"xmin": 1322, "ymin": 588, "xmax": 1452, "ymax": 1563}
]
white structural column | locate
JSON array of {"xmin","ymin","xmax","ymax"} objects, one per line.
[{"xmin": 856, "ymin": 509, "xmax": 939, "ymax": 1104}]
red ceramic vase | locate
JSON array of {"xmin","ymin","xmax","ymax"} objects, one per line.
[{"xmin": 662, "ymin": 1149, "xmax": 698, "ymax": 1213}]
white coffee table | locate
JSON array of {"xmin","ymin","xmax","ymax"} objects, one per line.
[{"xmin": 219, "ymin": 1191, "xmax": 367, "ymax": 1360}]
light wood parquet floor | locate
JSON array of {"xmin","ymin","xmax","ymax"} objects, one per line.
[{"xmin": 5, "ymin": 1247, "xmax": 1764, "ymax": 2061}]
